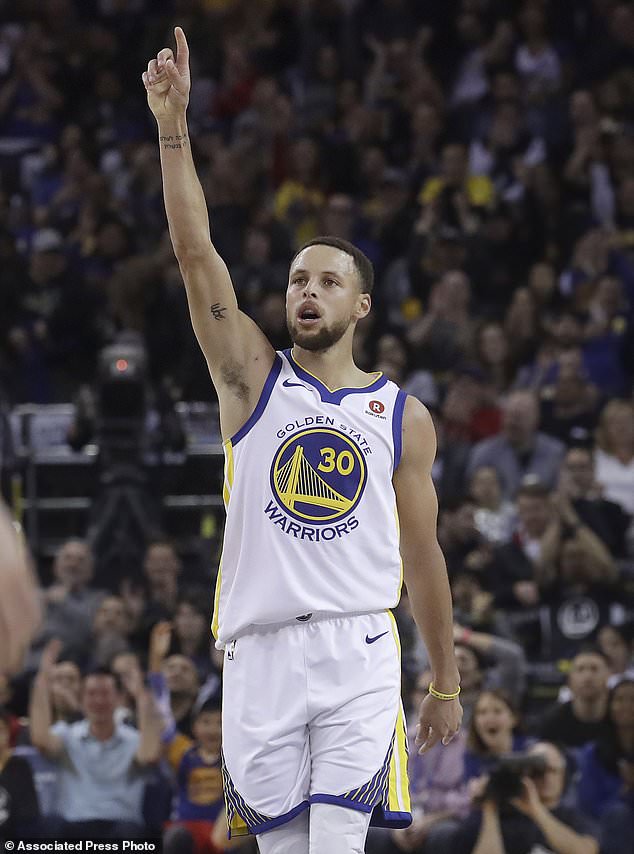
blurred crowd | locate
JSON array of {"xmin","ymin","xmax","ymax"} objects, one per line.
[{"xmin": 0, "ymin": 0, "xmax": 633, "ymax": 852}]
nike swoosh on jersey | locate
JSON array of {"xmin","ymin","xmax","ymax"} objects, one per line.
[
  {"xmin": 365, "ymin": 631, "xmax": 389, "ymax": 644},
  {"xmin": 282, "ymin": 379, "xmax": 310, "ymax": 389}
]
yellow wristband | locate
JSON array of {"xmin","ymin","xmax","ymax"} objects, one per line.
[{"xmin": 428, "ymin": 682, "xmax": 461, "ymax": 701}]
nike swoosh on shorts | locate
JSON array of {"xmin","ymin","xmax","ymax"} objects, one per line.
[{"xmin": 365, "ymin": 631, "xmax": 389, "ymax": 644}]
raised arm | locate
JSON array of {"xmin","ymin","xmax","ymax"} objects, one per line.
[
  {"xmin": 393, "ymin": 396, "xmax": 462, "ymax": 753},
  {"xmin": 134, "ymin": 688, "xmax": 163, "ymax": 766},
  {"xmin": 142, "ymin": 27, "xmax": 275, "ymax": 438},
  {"xmin": 28, "ymin": 639, "xmax": 65, "ymax": 759}
]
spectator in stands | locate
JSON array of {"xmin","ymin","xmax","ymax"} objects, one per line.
[
  {"xmin": 171, "ymin": 592, "xmax": 214, "ymax": 681},
  {"xmin": 487, "ymin": 480, "xmax": 555, "ymax": 610},
  {"xmin": 161, "ymin": 655, "xmax": 201, "ymax": 740},
  {"xmin": 515, "ymin": 1, "xmax": 563, "ymax": 135},
  {"xmin": 473, "ymin": 322, "xmax": 515, "ymax": 397},
  {"xmin": 527, "ymin": 261, "xmax": 559, "ymax": 316},
  {"xmin": 441, "ymin": 365, "xmax": 501, "ymax": 444},
  {"xmin": 538, "ymin": 348, "xmax": 600, "ymax": 445},
  {"xmin": 576, "ymin": 678, "xmax": 634, "ymax": 822},
  {"xmin": 142, "ymin": 540, "xmax": 182, "ymax": 617},
  {"xmin": 469, "ymin": 466, "xmax": 516, "ymax": 546},
  {"xmin": 557, "ymin": 446, "xmax": 630, "ymax": 557},
  {"xmin": 504, "ymin": 288, "xmax": 541, "ymax": 368},
  {"xmin": 418, "ymin": 143, "xmax": 494, "ymax": 236},
  {"xmin": 438, "ymin": 498, "xmax": 491, "ymax": 580},
  {"xmin": 90, "ymin": 595, "xmax": 133, "ymax": 668},
  {"xmin": 467, "ymin": 391, "xmax": 566, "ymax": 499},
  {"xmin": 491, "ymin": 474, "xmax": 617, "ymax": 616},
  {"xmin": 563, "ymin": 91, "xmax": 614, "ymax": 232},
  {"xmin": 0, "ymin": 706, "xmax": 40, "ymax": 838},
  {"xmin": 464, "ymin": 690, "xmax": 531, "ymax": 785},
  {"xmin": 110, "ymin": 651, "xmax": 145, "ymax": 728},
  {"xmin": 429, "ymin": 409, "xmax": 471, "ymax": 505},
  {"xmin": 4, "ymin": 227, "xmax": 102, "ymax": 403},
  {"xmin": 597, "ymin": 625, "xmax": 634, "ymax": 688},
  {"xmin": 453, "ymin": 628, "xmax": 526, "ymax": 726},
  {"xmin": 582, "ymin": 275, "xmax": 631, "ymax": 397},
  {"xmin": 230, "ymin": 226, "xmax": 287, "ymax": 316},
  {"xmin": 594, "ymin": 400, "xmax": 634, "ymax": 517},
  {"xmin": 406, "ymin": 270, "xmax": 475, "ymax": 373},
  {"xmin": 123, "ymin": 539, "xmax": 182, "ymax": 647},
  {"xmin": 454, "ymin": 741, "xmax": 598, "ymax": 854},
  {"xmin": 599, "ymin": 793, "xmax": 634, "ymax": 854},
  {"xmin": 49, "ymin": 659, "xmax": 81, "ymax": 725},
  {"xmin": 29, "ymin": 640, "xmax": 162, "ymax": 838},
  {"xmin": 539, "ymin": 648, "xmax": 612, "ymax": 748},
  {"xmin": 27, "ymin": 539, "xmax": 104, "ymax": 669},
  {"xmin": 450, "ymin": 572, "xmax": 508, "ymax": 636},
  {"xmin": 273, "ymin": 136, "xmax": 324, "ymax": 247},
  {"xmin": 540, "ymin": 532, "xmax": 622, "ymax": 661}
]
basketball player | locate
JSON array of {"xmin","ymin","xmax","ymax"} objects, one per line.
[
  {"xmin": 0, "ymin": 501, "xmax": 41, "ymax": 673},
  {"xmin": 143, "ymin": 28, "xmax": 462, "ymax": 854}
]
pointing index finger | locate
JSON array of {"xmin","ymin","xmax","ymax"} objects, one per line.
[{"xmin": 174, "ymin": 26, "xmax": 189, "ymax": 74}]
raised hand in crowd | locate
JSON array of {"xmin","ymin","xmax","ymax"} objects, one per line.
[{"xmin": 149, "ymin": 620, "xmax": 173, "ymax": 673}]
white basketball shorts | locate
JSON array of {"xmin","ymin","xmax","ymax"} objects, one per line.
[{"xmin": 220, "ymin": 610, "xmax": 411, "ymax": 838}]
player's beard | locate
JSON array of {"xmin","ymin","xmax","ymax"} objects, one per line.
[{"xmin": 287, "ymin": 315, "xmax": 351, "ymax": 352}]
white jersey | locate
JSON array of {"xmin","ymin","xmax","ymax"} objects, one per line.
[{"xmin": 212, "ymin": 350, "xmax": 407, "ymax": 646}]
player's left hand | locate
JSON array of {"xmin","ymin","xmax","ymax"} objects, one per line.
[{"xmin": 415, "ymin": 692, "xmax": 462, "ymax": 754}]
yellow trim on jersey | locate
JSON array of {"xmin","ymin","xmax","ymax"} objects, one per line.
[
  {"xmin": 291, "ymin": 351, "xmax": 383, "ymax": 393},
  {"xmin": 212, "ymin": 440, "xmax": 235, "ymax": 639},
  {"xmin": 229, "ymin": 812, "xmax": 249, "ymax": 837},
  {"xmin": 211, "ymin": 556, "xmax": 223, "ymax": 640},
  {"xmin": 387, "ymin": 609, "xmax": 401, "ymax": 659},
  {"xmin": 387, "ymin": 702, "xmax": 410, "ymax": 814},
  {"xmin": 393, "ymin": 503, "xmax": 404, "ymax": 599},
  {"xmin": 222, "ymin": 439, "xmax": 235, "ymax": 508},
  {"xmin": 385, "ymin": 615, "xmax": 410, "ymax": 813}
]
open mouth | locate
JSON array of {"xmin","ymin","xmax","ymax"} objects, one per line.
[{"xmin": 297, "ymin": 306, "xmax": 321, "ymax": 325}]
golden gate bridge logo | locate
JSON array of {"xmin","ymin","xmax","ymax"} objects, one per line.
[{"xmin": 270, "ymin": 428, "xmax": 366, "ymax": 523}]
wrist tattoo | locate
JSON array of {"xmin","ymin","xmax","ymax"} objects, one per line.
[
  {"xmin": 160, "ymin": 133, "xmax": 189, "ymax": 150},
  {"xmin": 210, "ymin": 303, "xmax": 227, "ymax": 320}
]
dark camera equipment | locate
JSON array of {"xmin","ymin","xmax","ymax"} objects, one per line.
[
  {"xmin": 96, "ymin": 337, "xmax": 148, "ymax": 467},
  {"xmin": 482, "ymin": 752, "xmax": 548, "ymax": 804},
  {"xmin": 88, "ymin": 334, "xmax": 159, "ymax": 587}
]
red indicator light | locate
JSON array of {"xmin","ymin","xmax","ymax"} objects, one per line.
[{"xmin": 115, "ymin": 359, "xmax": 129, "ymax": 372}]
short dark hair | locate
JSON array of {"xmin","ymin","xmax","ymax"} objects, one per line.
[
  {"xmin": 195, "ymin": 699, "xmax": 222, "ymax": 719},
  {"xmin": 291, "ymin": 236, "xmax": 374, "ymax": 294},
  {"xmin": 572, "ymin": 645, "xmax": 610, "ymax": 665},
  {"xmin": 517, "ymin": 480, "xmax": 550, "ymax": 500},
  {"xmin": 83, "ymin": 666, "xmax": 122, "ymax": 693}
]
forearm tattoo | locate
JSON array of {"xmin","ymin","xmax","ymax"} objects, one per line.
[
  {"xmin": 160, "ymin": 134, "xmax": 188, "ymax": 150},
  {"xmin": 210, "ymin": 303, "xmax": 227, "ymax": 320}
]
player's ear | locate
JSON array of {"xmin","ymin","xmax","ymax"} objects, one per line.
[{"xmin": 356, "ymin": 293, "xmax": 371, "ymax": 319}]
